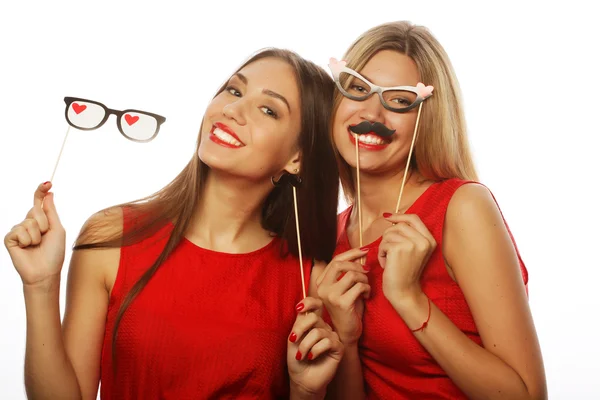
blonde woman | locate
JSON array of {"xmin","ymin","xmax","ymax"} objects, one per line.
[{"xmin": 316, "ymin": 22, "xmax": 547, "ymax": 399}]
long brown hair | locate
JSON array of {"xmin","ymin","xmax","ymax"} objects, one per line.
[
  {"xmin": 333, "ymin": 21, "xmax": 478, "ymax": 202},
  {"xmin": 74, "ymin": 48, "xmax": 339, "ymax": 367}
]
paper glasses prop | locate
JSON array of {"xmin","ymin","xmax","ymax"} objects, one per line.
[
  {"xmin": 328, "ymin": 58, "xmax": 434, "ymax": 256},
  {"xmin": 50, "ymin": 97, "xmax": 166, "ymax": 182}
]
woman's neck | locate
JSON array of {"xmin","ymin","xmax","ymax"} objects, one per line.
[
  {"xmin": 186, "ymin": 170, "xmax": 274, "ymax": 253},
  {"xmin": 347, "ymin": 167, "xmax": 432, "ymax": 246}
]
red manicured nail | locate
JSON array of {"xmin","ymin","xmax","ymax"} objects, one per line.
[
  {"xmin": 363, "ymin": 264, "xmax": 371, "ymax": 272},
  {"xmin": 295, "ymin": 302, "xmax": 304, "ymax": 312},
  {"xmin": 289, "ymin": 332, "xmax": 297, "ymax": 343},
  {"xmin": 307, "ymin": 352, "xmax": 314, "ymax": 361},
  {"xmin": 295, "ymin": 351, "xmax": 302, "ymax": 361},
  {"xmin": 43, "ymin": 181, "xmax": 50, "ymax": 186},
  {"xmin": 360, "ymin": 247, "xmax": 370, "ymax": 252},
  {"xmin": 383, "ymin": 212, "xmax": 392, "ymax": 218}
]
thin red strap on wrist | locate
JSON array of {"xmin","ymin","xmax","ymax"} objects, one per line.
[{"xmin": 411, "ymin": 297, "xmax": 431, "ymax": 333}]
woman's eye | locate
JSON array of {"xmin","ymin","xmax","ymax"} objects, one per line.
[
  {"xmin": 260, "ymin": 106, "xmax": 278, "ymax": 119},
  {"xmin": 392, "ymin": 98, "xmax": 411, "ymax": 105},
  {"xmin": 350, "ymin": 85, "xmax": 367, "ymax": 93},
  {"xmin": 226, "ymin": 86, "xmax": 242, "ymax": 97}
]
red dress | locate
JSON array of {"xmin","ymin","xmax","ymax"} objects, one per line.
[
  {"xmin": 100, "ymin": 211, "xmax": 311, "ymax": 399},
  {"xmin": 335, "ymin": 179, "xmax": 528, "ymax": 399}
]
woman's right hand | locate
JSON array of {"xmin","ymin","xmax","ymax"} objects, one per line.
[
  {"xmin": 288, "ymin": 297, "xmax": 344, "ymax": 399},
  {"xmin": 4, "ymin": 182, "xmax": 66, "ymax": 287},
  {"xmin": 316, "ymin": 248, "xmax": 371, "ymax": 346}
]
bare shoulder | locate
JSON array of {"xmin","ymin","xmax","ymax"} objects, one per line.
[
  {"xmin": 443, "ymin": 183, "xmax": 517, "ymax": 275},
  {"xmin": 445, "ymin": 183, "xmax": 505, "ymax": 230},
  {"xmin": 446, "ymin": 182, "xmax": 498, "ymax": 222},
  {"xmin": 75, "ymin": 206, "xmax": 124, "ymax": 247},
  {"xmin": 71, "ymin": 206, "xmax": 124, "ymax": 295},
  {"xmin": 443, "ymin": 182, "xmax": 520, "ymax": 276}
]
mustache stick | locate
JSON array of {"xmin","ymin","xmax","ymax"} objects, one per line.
[
  {"xmin": 354, "ymin": 133, "xmax": 364, "ymax": 263},
  {"xmin": 292, "ymin": 184, "xmax": 307, "ymax": 299},
  {"xmin": 395, "ymin": 102, "xmax": 423, "ymax": 213},
  {"xmin": 273, "ymin": 173, "xmax": 307, "ymax": 299},
  {"xmin": 350, "ymin": 122, "xmax": 395, "ymax": 265},
  {"xmin": 350, "ymin": 122, "xmax": 395, "ymax": 264}
]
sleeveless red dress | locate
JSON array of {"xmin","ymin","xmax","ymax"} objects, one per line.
[
  {"xmin": 100, "ymin": 211, "xmax": 311, "ymax": 399},
  {"xmin": 335, "ymin": 179, "xmax": 528, "ymax": 399}
]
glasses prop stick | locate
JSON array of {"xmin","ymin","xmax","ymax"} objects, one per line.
[
  {"xmin": 50, "ymin": 97, "xmax": 166, "ymax": 182},
  {"xmin": 394, "ymin": 82, "xmax": 433, "ymax": 213}
]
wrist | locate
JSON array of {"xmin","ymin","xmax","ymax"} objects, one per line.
[
  {"xmin": 388, "ymin": 290, "xmax": 429, "ymax": 324},
  {"xmin": 339, "ymin": 333, "xmax": 360, "ymax": 347},
  {"xmin": 23, "ymin": 274, "xmax": 61, "ymax": 295},
  {"xmin": 341, "ymin": 341, "xmax": 359, "ymax": 354},
  {"xmin": 290, "ymin": 381, "xmax": 325, "ymax": 400}
]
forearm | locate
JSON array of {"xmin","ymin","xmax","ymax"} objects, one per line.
[
  {"xmin": 327, "ymin": 344, "xmax": 365, "ymax": 400},
  {"xmin": 23, "ymin": 278, "xmax": 82, "ymax": 400},
  {"xmin": 393, "ymin": 293, "xmax": 539, "ymax": 400}
]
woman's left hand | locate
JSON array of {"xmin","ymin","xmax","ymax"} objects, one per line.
[
  {"xmin": 378, "ymin": 213, "xmax": 437, "ymax": 308},
  {"xmin": 288, "ymin": 296, "xmax": 344, "ymax": 399}
]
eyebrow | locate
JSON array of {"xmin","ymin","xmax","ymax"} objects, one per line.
[
  {"xmin": 357, "ymin": 71, "xmax": 375, "ymax": 84},
  {"xmin": 262, "ymin": 89, "xmax": 290, "ymax": 112},
  {"xmin": 233, "ymin": 72, "xmax": 248, "ymax": 84},
  {"xmin": 355, "ymin": 71, "xmax": 414, "ymax": 88}
]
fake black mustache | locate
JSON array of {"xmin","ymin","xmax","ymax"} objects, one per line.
[
  {"xmin": 349, "ymin": 121, "xmax": 396, "ymax": 138},
  {"xmin": 272, "ymin": 172, "xmax": 302, "ymax": 188}
]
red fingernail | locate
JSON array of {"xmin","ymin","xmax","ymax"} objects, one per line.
[
  {"xmin": 363, "ymin": 264, "xmax": 371, "ymax": 272},
  {"xmin": 43, "ymin": 181, "xmax": 50, "ymax": 186},
  {"xmin": 289, "ymin": 332, "xmax": 297, "ymax": 343},
  {"xmin": 383, "ymin": 212, "xmax": 392, "ymax": 218},
  {"xmin": 295, "ymin": 302, "xmax": 304, "ymax": 312},
  {"xmin": 295, "ymin": 351, "xmax": 302, "ymax": 361},
  {"xmin": 336, "ymin": 271, "xmax": 347, "ymax": 281},
  {"xmin": 308, "ymin": 352, "xmax": 314, "ymax": 361},
  {"xmin": 360, "ymin": 247, "xmax": 370, "ymax": 252}
]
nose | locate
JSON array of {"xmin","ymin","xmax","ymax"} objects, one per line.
[
  {"xmin": 357, "ymin": 93, "xmax": 385, "ymax": 123},
  {"xmin": 222, "ymin": 99, "xmax": 247, "ymax": 126}
]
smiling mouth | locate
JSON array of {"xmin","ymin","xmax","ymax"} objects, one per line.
[
  {"xmin": 209, "ymin": 123, "xmax": 245, "ymax": 148},
  {"xmin": 347, "ymin": 128, "xmax": 391, "ymax": 150}
]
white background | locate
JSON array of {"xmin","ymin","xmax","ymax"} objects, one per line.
[{"xmin": 1, "ymin": 1, "xmax": 598, "ymax": 398}]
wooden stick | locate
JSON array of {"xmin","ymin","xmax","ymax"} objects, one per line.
[
  {"xmin": 395, "ymin": 103, "xmax": 423, "ymax": 213},
  {"xmin": 292, "ymin": 186, "xmax": 307, "ymax": 299},
  {"xmin": 50, "ymin": 125, "xmax": 71, "ymax": 183},
  {"xmin": 355, "ymin": 134, "xmax": 364, "ymax": 264}
]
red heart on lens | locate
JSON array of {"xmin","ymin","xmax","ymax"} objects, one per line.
[
  {"xmin": 72, "ymin": 103, "xmax": 87, "ymax": 114},
  {"xmin": 125, "ymin": 114, "xmax": 139, "ymax": 126}
]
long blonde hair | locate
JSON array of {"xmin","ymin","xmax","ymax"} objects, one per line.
[{"xmin": 334, "ymin": 21, "xmax": 478, "ymax": 201}]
